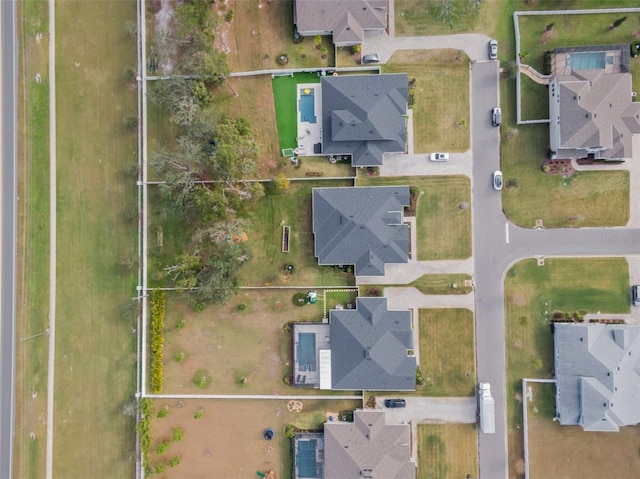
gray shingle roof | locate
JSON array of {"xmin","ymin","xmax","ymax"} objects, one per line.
[
  {"xmin": 330, "ymin": 297, "xmax": 416, "ymax": 390},
  {"xmin": 554, "ymin": 323, "xmax": 640, "ymax": 431},
  {"xmin": 323, "ymin": 410, "xmax": 416, "ymax": 479},
  {"xmin": 312, "ymin": 186, "xmax": 410, "ymax": 276},
  {"xmin": 321, "ymin": 74, "xmax": 409, "ymax": 166},
  {"xmin": 549, "ymin": 47, "xmax": 640, "ymax": 160},
  {"xmin": 294, "ymin": 0, "xmax": 387, "ymax": 45}
]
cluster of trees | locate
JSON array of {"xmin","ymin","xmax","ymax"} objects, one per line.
[{"xmin": 150, "ymin": 290, "xmax": 165, "ymax": 393}]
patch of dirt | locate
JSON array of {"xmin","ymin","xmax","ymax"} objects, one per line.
[
  {"xmin": 507, "ymin": 292, "xmax": 527, "ymax": 307},
  {"xmin": 539, "ymin": 30, "xmax": 554, "ymax": 45},
  {"xmin": 512, "ymin": 340, "xmax": 523, "ymax": 349},
  {"xmin": 514, "ymin": 392, "xmax": 523, "ymax": 403},
  {"xmin": 153, "ymin": 0, "xmax": 177, "ymax": 72},
  {"xmin": 514, "ymin": 458, "xmax": 525, "ymax": 475}
]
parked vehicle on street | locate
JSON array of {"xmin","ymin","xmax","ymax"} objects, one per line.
[
  {"xmin": 493, "ymin": 170, "xmax": 503, "ymax": 191},
  {"xmin": 478, "ymin": 382, "xmax": 496, "ymax": 434},
  {"xmin": 384, "ymin": 398, "xmax": 406, "ymax": 408},
  {"xmin": 492, "ymin": 107, "xmax": 502, "ymax": 126},
  {"xmin": 429, "ymin": 152, "xmax": 449, "ymax": 162}
]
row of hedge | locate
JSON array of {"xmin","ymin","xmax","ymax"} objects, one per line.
[
  {"xmin": 137, "ymin": 398, "xmax": 153, "ymax": 474},
  {"xmin": 151, "ymin": 290, "xmax": 166, "ymax": 394}
]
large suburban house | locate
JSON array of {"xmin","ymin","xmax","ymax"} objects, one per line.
[
  {"xmin": 295, "ymin": 74, "xmax": 409, "ymax": 167},
  {"xmin": 548, "ymin": 45, "xmax": 640, "ymax": 161},
  {"xmin": 293, "ymin": 0, "xmax": 388, "ymax": 47},
  {"xmin": 293, "ymin": 410, "xmax": 416, "ymax": 479},
  {"xmin": 554, "ymin": 323, "xmax": 640, "ymax": 431},
  {"xmin": 292, "ymin": 297, "xmax": 416, "ymax": 391},
  {"xmin": 312, "ymin": 186, "xmax": 410, "ymax": 276}
]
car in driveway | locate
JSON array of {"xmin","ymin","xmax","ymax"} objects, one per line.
[
  {"xmin": 384, "ymin": 399, "xmax": 406, "ymax": 408},
  {"xmin": 429, "ymin": 152, "xmax": 449, "ymax": 162},
  {"xmin": 632, "ymin": 285, "xmax": 640, "ymax": 306},
  {"xmin": 492, "ymin": 107, "xmax": 501, "ymax": 126},
  {"xmin": 489, "ymin": 39, "xmax": 498, "ymax": 60},
  {"xmin": 362, "ymin": 53, "xmax": 380, "ymax": 64},
  {"xmin": 493, "ymin": 170, "xmax": 503, "ymax": 191}
]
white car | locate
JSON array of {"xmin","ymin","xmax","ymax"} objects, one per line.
[
  {"xmin": 493, "ymin": 170, "xmax": 503, "ymax": 190},
  {"xmin": 429, "ymin": 152, "xmax": 449, "ymax": 162}
]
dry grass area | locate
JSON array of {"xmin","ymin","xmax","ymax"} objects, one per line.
[
  {"xmin": 526, "ymin": 384, "xmax": 640, "ymax": 479},
  {"xmin": 162, "ymin": 290, "xmax": 358, "ymax": 396},
  {"xmin": 149, "ymin": 398, "xmax": 362, "ymax": 478},
  {"xmin": 417, "ymin": 424, "xmax": 478, "ymax": 479}
]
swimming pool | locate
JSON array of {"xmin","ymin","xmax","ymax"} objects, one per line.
[
  {"xmin": 568, "ymin": 52, "xmax": 608, "ymax": 70},
  {"xmin": 299, "ymin": 89, "xmax": 316, "ymax": 124}
]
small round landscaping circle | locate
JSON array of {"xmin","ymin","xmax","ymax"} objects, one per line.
[{"xmin": 293, "ymin": 292, "xmax": 308, "ymax": 306}]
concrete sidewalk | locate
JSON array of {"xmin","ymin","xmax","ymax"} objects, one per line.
[{"xmin": 357, "ymin": 258, "xmax": 474, "ymax": 285}]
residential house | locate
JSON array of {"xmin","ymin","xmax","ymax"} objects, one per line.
[
  {"xmin": 293, "ymin": 0, "xmax": 387, "ymax": 47},
  {"xmin": 554, "ymin": 323, "xmax": 640, "ymax": 431},
  {"xmin": 548, "ymin": 45, "xmax": 640, "ymax": 160},
  {"xmin": 292, "ymin": 297, "xmax": 416, "ymax": 391},
  {"xmin": 312, "ymin": 186, "xmax": 410, "ymax": 276}
]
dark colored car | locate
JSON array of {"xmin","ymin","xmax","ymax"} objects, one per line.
[
  {"xmin": 632, "ymin": 285, "xmax": 639, "ymax": 306},
  {"xmin": 384, "ymin": 399, "xmax": 406, "ymax": 408},
  {"xmin": 362, "ymin": 53, "xmax": 381, "ymax": 64}
]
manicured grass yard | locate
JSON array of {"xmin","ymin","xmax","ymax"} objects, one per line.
[
  {"xmin": 272, "ymin": 72, "xmax": 322, "ymax": 151},
  {"xmin": 149, "ymin": 398, "xmax": 362, "ymax": 478},
  {"xmin": 519, "ymin": 73, "xmax": 549, "ymax": 121},
  {"xmin": 357, "ymin": 175, "xmax": 472, "ymax": 260},
  {"xmin": 238, "ymin": 179, "xmax": 355, "ymax": 287},
  {"xmin": 417, "ymin": 424, "xmax": 478, "ymax": 479},
  {"xmin": 162, "ymin": 290, "xmax": 361, "ymax": 396},
  {"xmin": 418, "ymin": 309, "xmax": 475, "ymax": 397},
  {"xmin": 504, "ymin": 257, "xmax": 630, "ymax": 477},
  {"xmin": 383, "ymin": 50, "xmax": 470, "ymax": 153},
  {"xmin": 526, "ymin": 383, "xmax": 640, "ymax": 479}
]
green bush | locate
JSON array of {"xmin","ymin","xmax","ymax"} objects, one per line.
[
  {"xmin": 176, "ymin": 318, "xmax": 186, "ymax": 329},
  {"xmin": 174, "ymin": 352, "xmax": 185, "ymax": 363},
  {"xmin": 284, "ymin": 423, "xmax": 297, "ymax": 438},
  {"xmin": 194, "ymin": 409, "xmax": 204, "ymax": 419},
  {"xmin": 225, "ymin": 9, "xmax": 234, "ymax": 21},
  {"xmin": 157, "ymin": 439, "xmax": 170, "ymax": 455},
  {"xmin": 157, "ymin": 405, "xmax": 169, "ymax": 418},
  {"xmin": 172, "ymin": 427, "xmax": 184, "ymax": 443},
  {"xmin": 150, "ymin": 290, "xmax": 166, "ymax": 393},
  {"xmin": 138, "ymin": 398, "xmax": 153, "ymax": 470},
  {"xmin": 168, "ymin": 456, "xmax": 182, "ymax": 467}
]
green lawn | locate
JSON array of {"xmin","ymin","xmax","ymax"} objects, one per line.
[
  {"xmin": 418, "ymin": 309, "xmax": 476, "ymax": 397},
  {"xmin": 49, "ymin": 2, "xmax": 139, "ymax": 477},
  {"xmin": 14, "ymin": 1, "xmax": 51, "ymax": 476},
  {"xmin": 238, "ymin": 179, "xmax": 355, "ymax": 287},
  {"xmin": 357, "ymin": 175, "xmax": 472, "ymax": 260},
  {"xmin": 417, "ymin": 424, "xmax": 478, "ymax": 479},
  {"xmin": 520, "ymin": 73, "xmax": 549, "ymax": 121},
  {"xmin": 272, "ymin": 72, "xmax": 322, "ymax": 151},
  {"xmin": 383, "ymin": 50, "xmax": 470, "ymax": 153},
  {"xmin": 504, "ymin": 257, "xmax": 630, "ymax": 477}
]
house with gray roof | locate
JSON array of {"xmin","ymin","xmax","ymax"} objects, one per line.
[
  {"xmin": 323, "ymin": 410, "xmax": 415, "ymax": 479},
  {"xmin": 321, "ymin": 74, "xmax": 409, "ymax": 167},
  {"xmin": 291, "ymin": 297, "xmax": 416, "ymax": 391},
  {"xmin": 312, "ymin": 186, "xmax": 410, "ymax": 277},
  {"xmin": 549, "ymin": 45, "xmax": 640, "ymax": 160},
  {"xmin": 554, "ymin": 323, "xmax": 640, "ymax": 431},
  {"xmin": 293, "ymin": 0, "xmax": 387, "ymax": 47}
]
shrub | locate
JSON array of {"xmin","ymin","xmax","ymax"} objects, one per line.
[
  {"xmin": 225, "ymin": 9, "xmax": 234, "ymax": 21},
  {"xmin": 193, "ymin": 369, "xmax": 211, "ymax": 388},
  {"xmin": 150, "ymin": 290, "xmax": 165, "ymax": 394},
  {"xmin": 284, "ymin": 423, "xmax": 297, "ymax": 438},
  {"xmin": 174, "ymin": 352, "xmax": 185, "ymax": 363},
  {"xmin": 194, "ymin": 409, "xmax": 204, "ymax": 419},
  {"xmin": 237, "ymin": 302, "xmax": 247, "ymax": 311},
  {"xmin": 155, "ymin": 463, "xmax": 166, "ymax": 473},
  {"xmin": 157, "ymin": 439, "xmax": 170, "ymax": 455},
  {"xmin": 350, "ymin": 44, "xmax": 361, "ymax": 54},
  {"xmin": 172, "ymin": 427, "xmax": 184, "ymax": 443},
  {"xmin": 138, "ymin": 398, "xmax": 153, "ymax": 469},
  {"xmin": 416, "ymin": 366, "xmax": 425, "ymax": 386},
  {"xmin": 176, "ymin": 318, "xmax": 186, "ymax": 329},
  {"xmin": 168, "ymin": 455, "xmax": 182, "ymax": 467},
  {"xmin": 157, "ymin": 405, "xmax": 169, "ymax": 418}
]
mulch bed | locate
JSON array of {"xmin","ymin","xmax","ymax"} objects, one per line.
[{"xmin": 542, "ymin": 158, "xmax": 575, "ymax": 177}]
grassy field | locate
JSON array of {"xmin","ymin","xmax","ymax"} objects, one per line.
[
  {"xmin": 14, "ymin": 1, "xmax": 51, "ymax": 477},
  {"xmin": 519, "ymin": 74, "xmax": 549, "ymax": 121},
  {"xmin": 525, "ymin": 382, "xmax": 640, "ymax": 479},
  {"xmin": 504, "ymin": 257, "xmax": 630, "ymax": 478},
  {"xmin": 395, "ymin": 0, "xmax": 502, "ymax": 37},
  {"xmin": 357, "ymin": 175, "xmax": 472, "ymax": 260},
  {"xmin": 272, "ymin": 72, "xmax": 322, "ymax": 151},
  {"xmin": 417, "ymin": 424, "xmax": 478, "ymax": 479},
  {"xmin": 149, "ymin": 398, "xmax": 361, "ymax": 478},
  {"xmin": 43, "ymin": 2, "xmax": 139, "ymax": 477},
  {"xmin": 418, "ymin": 309, "xmax": 476, "ymax": 397},
  {"xmin": 237, "ymin": 179, "xmax": 355, "ymax": 287},
  {"xmin": 383, "ymin": 50, "xmax": 470, "ymax": 153}
]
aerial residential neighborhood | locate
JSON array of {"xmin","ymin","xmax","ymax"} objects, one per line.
[{"xmin": 2, "ymin": 1, "xmax": 640, "ymax": 479}]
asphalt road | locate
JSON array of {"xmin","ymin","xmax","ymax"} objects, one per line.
[
  {"xmin": 471, "ymin": 60, "xmax": 640, "ymax": 478},
  {"xmin": 0, "ymin": 1, "xmax": 18, "ymax": 478}
]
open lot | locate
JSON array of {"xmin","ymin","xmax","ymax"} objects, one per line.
[
  {"xmin": 162, "ymin": 290, "xmax": 360, "ymax": 396},
  {"xmin": 357, "ymin": 175, "xmax": 472, "ymax": 260},
  {"xmin": 504, "ymin": 257, "xmax": 630, "ymax": 477},
  {"xmin": 418, "ymin": 309, "xmax": 476, "ymax": 397},
  {"xmin": 526, "ymin": 382, "xmax": 640, "ymax": 479},
  {"xmin": 383, "ymin": 50, "xmax": 470, "ymax": 153},
  {"xmin": 417, "ymin": 424, "xmax": 478, "ymax": 479},
  {"xmin": 149, "ymin": 397, "xmax": 361, "ymax": 478},
  {"xmin": 238, "ymin": 179, "xmax": 355, "ymax": 287}
]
